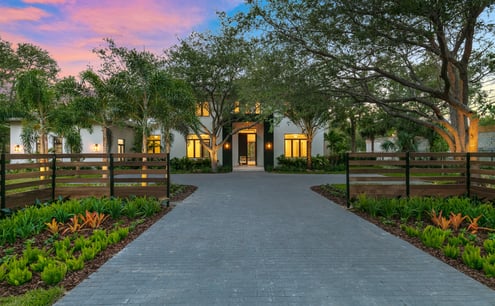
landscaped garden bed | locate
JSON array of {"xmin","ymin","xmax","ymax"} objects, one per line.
[
  {"xmin": 0, "ymin": 184, "xmax": 196, "ymax": 304},
  {"xmin": 312, "ymin": 184, "xmax": 495, "ymax": 291}
]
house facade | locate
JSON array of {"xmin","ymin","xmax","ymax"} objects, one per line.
[{"xmin": 8, "ymin": 111, "xmax": 327, "ymax": 170}]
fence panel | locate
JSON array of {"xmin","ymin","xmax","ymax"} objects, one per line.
[
  {"xmin": 0, "ymin": 153, "xmax": 169, "ymax": 210},
  {"xmin": 346, "ymin": 152, "xmax": 495, "ymax": 206}
]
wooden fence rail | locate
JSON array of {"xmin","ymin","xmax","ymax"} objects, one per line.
[
  {"xmin": 346, "ymin": 152, "xmax": 495, "ymax": 207},
  {"xmin": 0, "ymin": 153, "xmax": 170, "ymax": 210}
]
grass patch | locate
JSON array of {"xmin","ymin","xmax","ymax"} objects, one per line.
[{"xmin": 0, "ymin": 287, "xmax": 64, "ymax": 306}]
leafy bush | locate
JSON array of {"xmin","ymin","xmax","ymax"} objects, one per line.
[
  {"xmin": 66, "ymin": 256, "xmax": 84, "ymax": 271},
  {"xmin": 0, "ymin": 263, "xmax": 6, "ymax": 281},
  {"xmin": 80, "ymin": 246, "xmax": 99, "ymax": 262},
  {"xmin": 443, "ymin": 244, "xmax": 460, "ymax": 259},
  {"xmin": 6, "ymin": 267, "xmax": 32, "ymax": 286},
  {"xmin": 483, "ymin": 262, "xmax": 495, "ymax": 278},
  {"xmin": 29, "ymin": 255, "xmax": 56, "ymax": 272},
  {"xmin": 420, "ymin": 225, "xmax": 450, "ymax": 249},
  {"xmin": 41, "ymin": 262, "xmax": 67, "ymax": 285},
  {"xmin": 170, "ymin": 157, "xmax": 211, "ymax": 172},
  {"xmin": 462, "ymin": 244, "xmax": 483, "ymax": 270},
  {"xmin": 484, "ymin": 239, "xmax": 495, "ymax": 255},
  {"xmin": 400, "ymin": 224, "xmax": 420, "ymax": 238}
]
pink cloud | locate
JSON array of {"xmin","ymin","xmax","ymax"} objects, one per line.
[
  {"xmin": 68, "ymin": 0, "xmax": 204, "ymax": 37},
  {"xmin": 1, "ymin": 0, "xmax": 245, "ymax": 77},
  {"xmin": 0, "ymin": 6, "xmax": 49, "ymax": 23},
  {"xmin": 23, "ymin": 0, "xmax": 69, "ymax": 4}
]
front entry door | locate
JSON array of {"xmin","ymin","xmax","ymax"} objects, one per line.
[{"xmin": 238, "ymin": 133, "xmax": 256, "ymax": 166}]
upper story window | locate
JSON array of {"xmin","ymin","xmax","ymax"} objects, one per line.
[
  {"xmin": 196, "ymin": 102, "xmax": 210, "ymax": 117},
  {"xmin": 284, "ymin": 134, "xmax": 307, "ymax": 158},
  {"xmin": 233, "ymin": 101, "xmax": 261, "ymax": 115}
]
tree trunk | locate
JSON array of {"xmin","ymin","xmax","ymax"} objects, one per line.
[
  {"xmin": 210, "ymin": 148, "xmax": 219, "ymax": 173},
  {"xmin": 306, "ymin": 134, "xmax": 313, "ymax": 170},
  {"xmin": 350, "ymin": 117, "xmax": 357, "ymax": 153}
]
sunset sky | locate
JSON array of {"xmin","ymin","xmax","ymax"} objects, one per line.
[{"xmin": 0, "ymin": 0, "xmax": 245, "ymax": 77}]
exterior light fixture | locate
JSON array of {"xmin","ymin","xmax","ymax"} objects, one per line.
[
  {"xmin": 224, "ymin": 142, "xmax": 231, "ymax": 150},
  {"xmin": 14, "ymin": 144, "xmax": 21, "ymax": 152},
  {"xmin": 93, "ymin": 144, "xmax": 100, "ymax": 152},
  {"xmin": 265, "ymin": 142, "xmax": 272, "ymax": 150}
]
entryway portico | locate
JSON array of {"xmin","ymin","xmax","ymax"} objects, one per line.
[{"xmin": 222, "ymin": 118, "xmax": 274, "ymax": 170}]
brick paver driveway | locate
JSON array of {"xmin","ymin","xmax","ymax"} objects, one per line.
[{"xmin": 56, "ymin": 172, "xmax": 495, "ymax": 306}]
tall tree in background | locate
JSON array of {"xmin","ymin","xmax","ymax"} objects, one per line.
[
  {"xmin": 167, "ymin": 27, "xmax": 260, "ymax": 172},
  {"xmin": 80, "ymin": 69, "xmax": 125, "ymax": 153},
  {"xmin": 15, "ymin": 69, "xmax": 56, "ymax": 154},
  {"xmin": 150, "ymin": 75, "xmax": 196, "ymax": 154},
  {"xmin": 93, "ymin": 39, "xmax": 165, "ymax": 154},
  {"xmin": 240, "ymin": 0, "xmax": 495, "ymax": 153}
]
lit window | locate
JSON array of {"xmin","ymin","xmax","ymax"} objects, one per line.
[
  {"xmin": 195, "ymin": 102, "xmax": 210, "ymax": 117},
  {"xmin": 233, "ymin": 101, "xmax": 261, "ymax": 114},
  {"xmin": 118, "ymin": 138, "xmax": 125, "ymax": 154},
  {"xmin": 186, "ymin": 134, "xmax": 210, "ymax": 158},
  {"xmin": 53, "ymin": 137, "xmax": 63, "ymax": 154},
  {"xmin": 147, "ymin": 135, "xmax": 161, "ymax": 154},
  {"xmin": 284, "ymin": 134, "xmax": 307, "ymax": 158}
]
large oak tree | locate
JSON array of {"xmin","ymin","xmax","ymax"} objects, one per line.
[{"xmin": 241, "ymin": 0, "xmax": 495, "ymax": 152}]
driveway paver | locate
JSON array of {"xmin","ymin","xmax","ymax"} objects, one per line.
[{"xmin": 55, "ymin": 172, "xmax": 495, "ymax": 306}]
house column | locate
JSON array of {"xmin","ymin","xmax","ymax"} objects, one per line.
[
  {"xmin": 264, "ymin": 116, "xmax": 274, "ymax": 170},
  {"xmin": 222, "ymin": 124, "xmax": 233, "ymax": 170}
]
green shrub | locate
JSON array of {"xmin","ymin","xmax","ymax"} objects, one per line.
[
  {"xmin": 73, "ymin": 236, "xmax": 90, "ymax": 251},
  {"xmin": 104, "ymin": 198, "xmax": 124, "ymax": 219},
  {"xmin": 23, "ymin": 244, "xmax": 49, "ymax": 264},
  {"xmin": 485, "ymin": 253, "xmax": 495, "ymax": 265},
  {"xmin": 484, "ymin": 239, "xmax": 495, "ymax": 254},
  {"xmin": 30, "ymin": 255, "xmax": 56, "ymax": 272},
  {"xmin": 0, "ymin": 263, "xmax": 6, "ymax": 281},
  {"xmin": 483, "ymin": 261, "xmax": 495, "ymax": 278},
  {"xmin": 66, "ymin": 256, "xmax": 85, "ymax": 271},
  {"xmin": 122, "ymin": 201, "xmax": 140, "ymax": 218},
  {"xmin": 400, "ymin": 224, "xmax": 420, "ymax": 238},
  {"xmin": 80, "ymin": 246, "xmax": 99, "ymax": 262},
  {"xmin": 170, "ymin": 157, "xmax": 211, "ymax": 172},
  {"xmin": 116, "ymin": 227, "xmax": 129, "ymax": 240},
  {"xmin": 107, "ymin": 231, "xmax": 121, "ymax": 244},
  {"xmin": 6, "ymin": 267, "xmax": 32, "ymax": 286},
  {"xmin": 41, "ymin": 262, "xmax": 67, "ymax": 285},
  {"xmin": 462, "ymin": 244, "xmax": 483, "ymax": 270},
  {"xmin": 443, "ymin": 244, "xmax": 460, "ymax": 259},
  {"xmin": 447, "ymin": 235, "xmax": 468, "ymax": 247},
  {"xmin": 420, "ymin": 225, "xmax": 449, "ymax": 249}
]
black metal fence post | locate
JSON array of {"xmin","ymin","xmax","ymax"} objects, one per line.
[
  {"xmin": 109, "ymin": 154, "xmax": 114, "ymax": 197},
  {"xmin": 405, "ymin": 151, "xmax": 410, "ymax": 198},
  {"xmin": 466, "ymin": 152, "xmax": 471, "ymax": 198},
  {"xmin": 1, "ymin": 153, "xmax": 5, "ymax": 210},
  {"xmin": 51, "ymin": 154, "xmax": 56, "ymax": 202},
  {"xmin": 166, "ymin": 152, "xmax": 170, "ymax": 208},
  {"xmin": 345, "ymin": 152, "xmax": 350, "ymax": 208}
]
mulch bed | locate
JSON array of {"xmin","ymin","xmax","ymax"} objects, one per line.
[
  {"xmin": 311, "ymin": 185, "xmax": 495, "ymax": 291},
  {"xmin": 1, "ymin": 185, "xmax": 197, "ymax": 298}
]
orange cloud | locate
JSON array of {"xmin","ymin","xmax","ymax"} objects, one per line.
[{"xmin": 0, "ymin": 6, "xmax": 49, "ymax": 23}]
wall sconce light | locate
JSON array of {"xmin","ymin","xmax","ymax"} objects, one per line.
[
  {"xmin": 14, "ymin": 144, "xmax": 21, "ymax": 152},
  {"xmin": 224, "ymin": 142, "xmax": 231, "ymax": 150},
  {"xmin": 265, "ymin": 142, "xmax": 272, "ymax": 150},
  {"xmin": 92, "ymin": 144, "xmax": 100, "ymax": 152}
]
